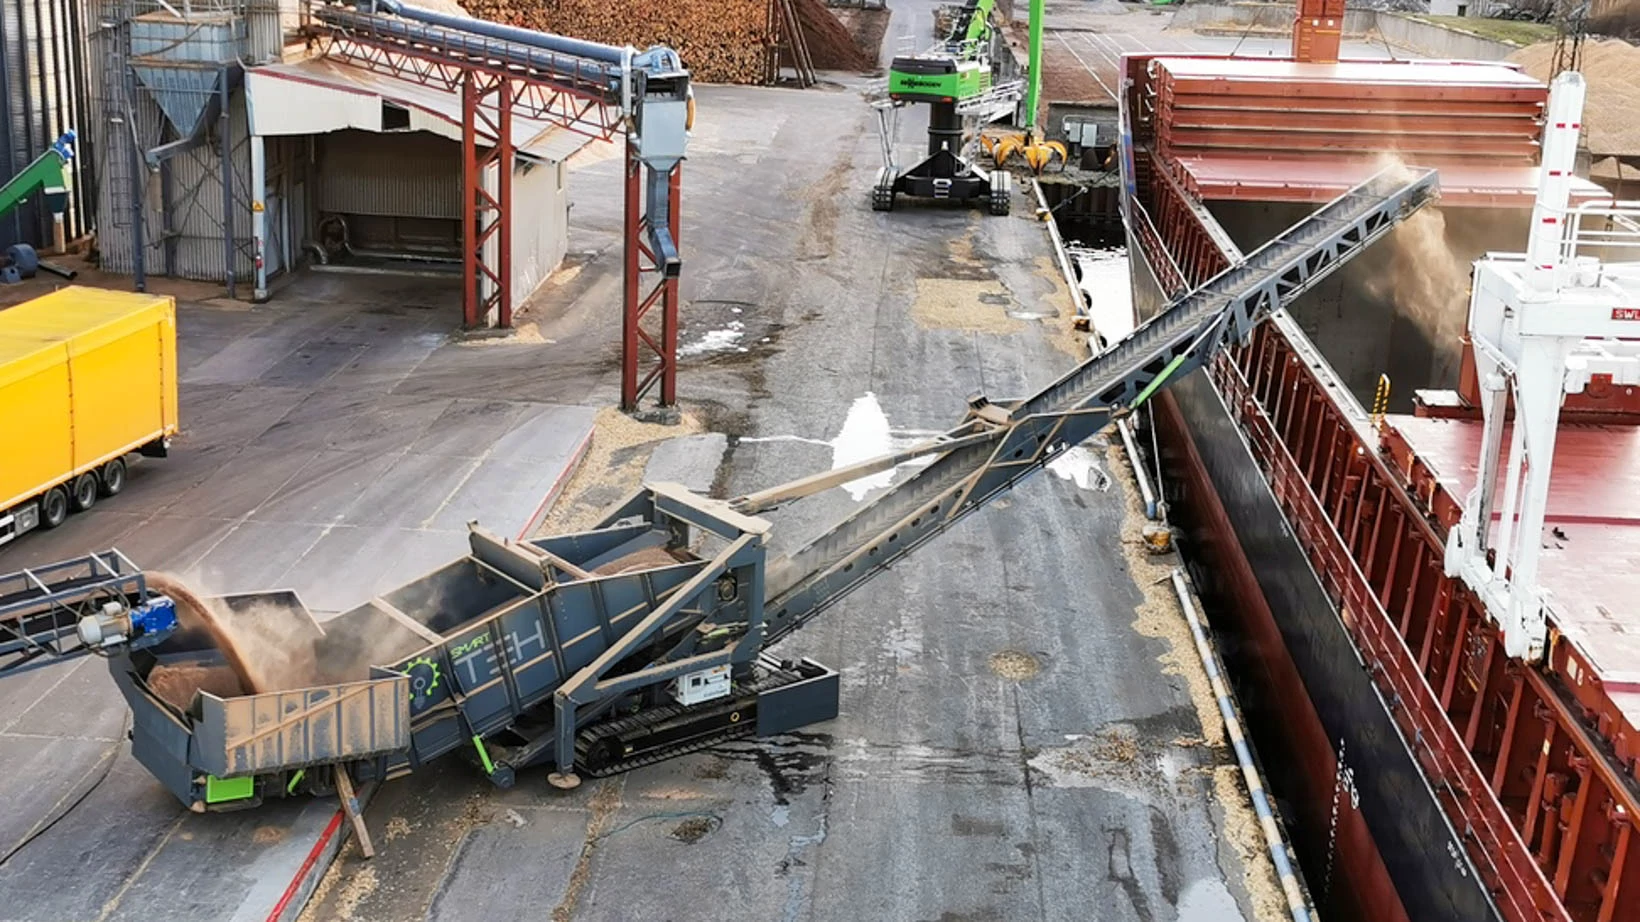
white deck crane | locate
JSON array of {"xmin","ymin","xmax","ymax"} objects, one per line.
[{"xmin": 1444, "ymin": 72, "xmax": 1640, "ymax": 661}]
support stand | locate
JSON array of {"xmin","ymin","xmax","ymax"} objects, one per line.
[
  {"xmin": 462, "ymin": 71, "xmax": 515, "ymax": 329},
  {"xmin": 872, "ymin": 101, "xmax": 1010, "ymax": 215},
  {"xmin": 334, "ymin": 768, "xmax": 374, "ymax": 859},
  {"xmin": 620, "ymin": 144, "xmax": 682, "ymax": 414}
]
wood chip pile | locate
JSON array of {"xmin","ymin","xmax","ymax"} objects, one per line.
[
  {"xmin": 466, "ymin": 0, "xmax": 870, "ymax": 83},
  {"xmin": 1509, "ymin": 39, "xmax": 1640, "ymax": 160},
  {"xmin": 788, "ymin": 0, "xmax": 873, "ymax": 70}
]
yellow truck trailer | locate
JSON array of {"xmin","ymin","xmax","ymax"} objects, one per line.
[{"xmin": 0, "ymin": 287, "xmax": 177, "ymax": 546}]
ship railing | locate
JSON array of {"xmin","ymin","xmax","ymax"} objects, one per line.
[{"xmin": 1558, "ymin": 199, "xmax": 1640, "ymax": 263}]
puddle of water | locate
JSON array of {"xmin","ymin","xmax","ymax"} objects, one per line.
[
  {"xmin": 1046, "ymin": 445, "xmax": 1110, "ymax": 492},
  {"xmin": 1176, "ymin": 879, "xmax": 1246, "ymax": 922},
  {"xmin": 741, "ymin": 393, "xmax": 944, "ymax": 502},
  {"xmin": 831, "ymin": 393, "xmax": 898, "ymax": 498},
  {"xmin": 681, "ymin": 321, "xmax": 746, "ymax": 357},
  {"xmin": 829, "ymin": 393, "xmax": 940, "ymax": 501},
  {"xmin": 1068, "ymin": 246, "xmax": 1135, "ymax": 351}
]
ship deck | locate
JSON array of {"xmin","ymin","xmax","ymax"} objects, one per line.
[
  {"xmin": 1383, "ymin": 415, "xmax": 1640, "ymax": 712},
  {"xmin": 1104, "ymin": 1, "xmax": 1640, "ymax": 917}
]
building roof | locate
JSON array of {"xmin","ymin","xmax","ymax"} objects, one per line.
[{"xmin": 244, "ymin": 57, "xmax": 595, "ymax": 164}]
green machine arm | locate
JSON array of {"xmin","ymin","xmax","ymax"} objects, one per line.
[
  {"xmin": 951, "ymin": 0, "xmax": 998, "ymax": 50},
  {"xmin": 0, "ymin": 131, "xmax": 76, "ymax": 222},
  {"xmin": 1024, "ymin": 0, "xmax": 1042, "ymax": 135}
]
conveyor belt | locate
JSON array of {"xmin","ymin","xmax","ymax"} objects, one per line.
[
  {"xmin": 761, "ymin": 167, "xmax": 1439, "ymax": 646},
  {"xmin": 0, "ymin": 550, "xmax": 147, "ymax": 674}
]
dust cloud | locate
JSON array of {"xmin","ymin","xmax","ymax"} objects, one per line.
[
  {"xmin": 144, "ymin": 572, "xmax": 422, "ymax": 709},
  {"xmin": 1363, "ymin": 154, "xmax": 1475, "ymax": 387}
]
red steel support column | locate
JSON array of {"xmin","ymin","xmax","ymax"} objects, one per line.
[
  {"xmin": 619, "ymin": 148, "xmax": 683, "ymax": 412},
  {"xmin": 497, "ymin": 84, "xmax": 514, "ymax": 328},
  {"xmin": 462, "ymin": 73, "xmax": 480, "ymax": 328},
  {"xmin": 460, "ymin": 71, "xmax": 514, "ymax": 329}
]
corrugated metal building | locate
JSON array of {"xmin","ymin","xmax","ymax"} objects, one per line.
[
  {"xmin": 0, "ymin": 0, "xmax": 93, "ymax": 252},
  {"xmin": 90, "ymin": 0, "xmax": 579, "ymax": 324},
  {"xmin": 89, "ymin": 0, "xmax": 280, "ymax": 289},
  {"xmin": 243, "ymin": 57, "xmax": 578, "ymax": 320}
]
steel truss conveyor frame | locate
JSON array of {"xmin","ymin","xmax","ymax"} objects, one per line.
[
  {"xmin": 11, "ymin": 167, "xmax": 1437, "ymax": 811},
  {"xmin": 756, "ymin": 167, "xmax": 1439, "ymax": 645},
  {"xmin": 0, "ymin": 551, "xmax": 151, "ymax": 674}
]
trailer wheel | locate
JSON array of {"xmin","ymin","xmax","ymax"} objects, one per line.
[
  {"xmin": 100, "ymin": 458, "xmax": 127, "ymax": 497},
  {"xmin": 70, "ymin": 473, "xmax": 99, "ymax": 512},
  {"xmin": 39, "ymin": 487, "xmax": 69, "ymax": 529}
]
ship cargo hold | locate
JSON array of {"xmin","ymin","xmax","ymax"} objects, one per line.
[{"xmin": 1116, "ymin": 33, "xmax": 1640, "ymax": 922}]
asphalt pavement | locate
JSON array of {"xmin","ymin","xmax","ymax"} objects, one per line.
[
  {"xmin": 300, "ymin": 70, "xmax": 1281, "ymax": 922},
  {"xmin": 1, "ymin": 6, "xmax": 1287, "ymax": 919},
  {"xmin": 0, "ymin": 273, "xmax": 595, "ymax": 922}
]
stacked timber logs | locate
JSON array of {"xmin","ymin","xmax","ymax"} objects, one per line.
[{"xmin": 465, "ymin": 0, "xmax": 868, "ymax": 84}]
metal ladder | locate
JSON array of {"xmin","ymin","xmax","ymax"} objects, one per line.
[{"xmin": 759, "ymin": 167, "xmax": 1439, "ymax": 644}]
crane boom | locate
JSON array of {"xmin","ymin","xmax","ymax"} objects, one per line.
[{"xmin": 951, "ymin": 0, "xmax": 998, "ymax": 48}]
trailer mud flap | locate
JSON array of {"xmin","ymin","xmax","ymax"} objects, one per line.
[{"xmin": 755, "ymin": 658, "xmax": 839, "ymax": 737}]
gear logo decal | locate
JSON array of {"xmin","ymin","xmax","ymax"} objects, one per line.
[{"xmin": 406, "ymin": 656, "xmax": 442, "ymax": 701}]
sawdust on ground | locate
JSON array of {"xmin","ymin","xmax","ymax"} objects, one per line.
[
  {"xmin": 987, "ymin": 649, "xmax": 1042, "ymax": 680},
  {"xmin": 1104, "ymin": 443, "xmax": 1224, "ymax": 749},
  {"xmin": 1106, "ymin": 441, "xmax": 1291, "ymax": 918},
  {"xmin": 911, "ymin": 230, "xmax": 1022, "ymax": 334},
  {"xmin": 1036, "ymin": 253, "xmax": 1088, "ymax": 361},
  {"xmin": 1027, "ymin": 724, "xmax": 1151, "ymax": 790},
  {"xmin": 300, "ymin": 791, "xmax": 493, "ymax": 921},
  {"xmin": 1213, "ymin": 765, "xmax": 1290, "ymax": 922},
  {"xmin": 327, "ymin": 865, "xmax": 379, "ymax": 922},
  {"xmin": 1087, "ymin": 725, "xmax": 1141, "ymax": 764},
  {"xmin": 251, "ymin": 825, "xmax": 286, "ymax": 845},
  {"xmin": 454, "ymin": 320, "xmax": 553, "ymax": 346},
  {"xmin": 912, "ymin": 278, "xmax": 1023, "ymax": 334},
  {"xmin": 800, "ymin": 147, "xmax": 855, "ymax": 260},
  {"xmin": 536, "ymin": 407, "xmax": 705, "ymax": 535},
  {"xmin": 553, "ymin": 780, "xmax": 623, "ymax": 922}
]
